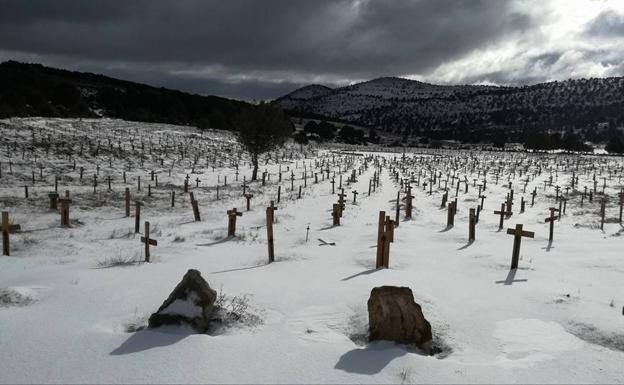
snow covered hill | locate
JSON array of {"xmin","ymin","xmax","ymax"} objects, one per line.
[{"xmin": 274, "ymin": 76, "xmax": 624, "ymax": 137}]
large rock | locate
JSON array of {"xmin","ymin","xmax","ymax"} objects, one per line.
[
  {"xmin": 368, "ymin": 286, "xmax": 432, "ymax": 349},
  {"xmin": 148, "ymin": 269, "xmax": 217, "ymax": 332}
]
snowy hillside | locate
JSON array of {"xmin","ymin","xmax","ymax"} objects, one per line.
[
  {"xmin": 0, "ymin": 118, "xmax": 623, "ymax": 383},
  {"xmin": 274, "ymin": 76, "xmax": 624, "ymax": 137}
]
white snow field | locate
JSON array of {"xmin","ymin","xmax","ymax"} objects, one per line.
[{"xmin": 0, "ymin": 118, "xmax": 623, "ymax": 384}]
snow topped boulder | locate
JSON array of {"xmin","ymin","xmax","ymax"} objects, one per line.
[
  {"xmin": 148, "ymin": 269, "xmax": 217, "ymax": 332},
  {"xmin": 367, "ymin": 286, "xmax": 432, "ymax": 350}
]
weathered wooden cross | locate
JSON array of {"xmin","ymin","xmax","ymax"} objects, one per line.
[
  {"xmin": 494, "ymin": 202, "xmax": 512, "ymax": 230},
  {"xmin": 545, "ymin": 207, "xmax": 559, "ymax": 241},
  {"xmin": 506, "ymin": 224, "xmax": 534, "ymax": 269},
  {"xmin": 244, "ymin": 193, "xmax": 253, "ymax": 211},
  {"xmin": 140, "ymin": 221, "xmax": 157, "ymax": 262}
]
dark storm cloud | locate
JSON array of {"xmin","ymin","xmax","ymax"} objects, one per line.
[
  {"xmin": 585, "ymin": 10, "xmax": 624, "ymax": 37},
  {"xmin": 0, "ymin": 0, "xmax": 538, "ymax": 99}
]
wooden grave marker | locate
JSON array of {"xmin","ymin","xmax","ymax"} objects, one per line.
[
  {"xmin": 140, "ymin": 221, "xmax": 157, "ymax": 263},
  {"xmin": 506, "ymin": 224, "xmax": 534, "ymax": 269}
]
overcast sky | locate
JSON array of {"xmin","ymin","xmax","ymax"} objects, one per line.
[{"xmin": 1, "ymin": 0, "xmax": 623, "ymax": 101}]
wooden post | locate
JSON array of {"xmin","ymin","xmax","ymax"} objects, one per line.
[
  {"xmin": 600, "ymin": 198, "xmax": 606, "ymax": 231},
  {"xmin": 125, "ymin": 188, "xmax": 131, "ymax": 217},
  {"xmin": 404, "ymin": 186, "xmax": 414, "ymax": 219},
  {"xmin": 395, "ymin": 190, "xmax": 400, "ymax": 227},
  {"xmin": 469, "ymin": 208, "xmax": 476, "ymax": 241},
  {"xmin": 244, "ymin": 193, "xmax": 253, "ymax": 211},
  {"xmin": 48, "ymin": 192, "xmax": 59, "ymax": 210},
  {"xmin": 140, "ymin": 221, "xmax": 157, "ymax": 263},
  {"xmin": 266, "ymin": 206, "xmax": 275, "ymax": 263},
  {"xmin": 447, "ymin": 201, "xmax": 455, "ymax": 226},
  {"xmin": 332, "ymin": 204, "xmax": 341, "ymax": 226},
  {"xmin": 171, "ymin": 191, "xmax": 175, "ymax": 207},
  {"xmin": 190, "ymin": 192, "xmax": 201, "ymax": 221},
  {"xmin": 2, "ymin": 212, "xmax": 21, "ymax": 256},
  {"xmin": 59, "ymin": 192, "xmax": 72, "ymax": 227},
  {"xmin": 227, "ymin": 208, "xmax": 243, "ymax": 237},
  {"xmin": 376, "ymin": 211, "xmax": 385, "ymax": 268},
  {"xmin": 507, "ymin": 224, "xmax": 534, "ymax": 269},
  {"xmin": 134, "ymin": 200, "xmax": 143, "ymax": 233}
]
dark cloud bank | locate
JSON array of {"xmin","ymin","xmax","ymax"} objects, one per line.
[{"xmin": 0, "ymin": 0, "xmax": 622, "ymax": 100}]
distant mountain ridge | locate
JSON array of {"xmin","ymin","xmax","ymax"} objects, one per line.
[
  {"xmin": 0, "ymin": 60, "xmax": 249, "ymax": 130},
  {"xmin": 274, "ymin": 76, "xmax": 624, "ymax": 144}
]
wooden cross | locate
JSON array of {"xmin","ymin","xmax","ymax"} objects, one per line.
[
  {"xmin": 227, "ymin": 208, "xmax": 243, "ymax": 237},
  {"xmin": 2, "ymin": 212, "xmax": 21, "ymax": 256},
  {"xmin": 352, "ymin": 190, "xmax": 359, "ymax": 204},
  {"xmin": 58, "ymin": 192, "xmax": 72, "ymax": 227},
  {"xmin": 530, "ymin": 189, "xmax": 537, "ymax": 207},
  {"xmin": 244, "ymin": 193, "xmax": 253, "ymax": 211},
  {"xmin": 545, "ymin": 207, "xmax": 559, "ymax": 241},
  {"xmin": 506, "ymin": 224, "xmax": 534, "ymax": 269},
  {"xmin": 337, "ymin": 191, "xmax": 346, "ymax": 216},
  {"xmin": 140, "ymin": 221, "xmax": 157, "ymax": 263},
  {"xmin": 494, "ymin": 203, "xmax": 512, "ymax": 230}
]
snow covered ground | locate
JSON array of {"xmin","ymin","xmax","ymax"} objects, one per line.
[{"xmin": 0, "ymin": 118, "xmax": 623, "ymax": 384}]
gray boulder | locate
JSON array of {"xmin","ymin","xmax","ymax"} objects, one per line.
[
  {"xmin": 148, "ymin": 269, "xmax": 217, "ymax": 332},
  {"xmin": 368, "ymin": 286, "xmax": 432, "ymax": 350}
]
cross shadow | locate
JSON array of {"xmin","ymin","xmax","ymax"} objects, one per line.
[
  {"xmin": 438, "ymin": 225, "xmax": 453, "ymax": 232},
  {"xmin": 110, "ymin": 326, "xmax": 192, "ymax": 355},
  {"xmin": 178, "ymin": 220, "xmax": 197, "ymax": 226},
  {"xmin": 334, "ymin": 342, "xmax": 409, "ymax": 375},
  {"xmin": 318, "ymin": 224, "xmax": 338, "ymax": 231},
  {"xmin": 196, "ymin": 236, "xmax": 235, "ymax": 247},
  {"xmin": 210, "ymin": 264, "xmax": 266, "ymax": 274},
  {"xmin": 495, "ymin": 268, "xmax": 528, "ymax": 286},
  {"xmin": 542, "ymin": 240, "xmax": 554, "ymax": 252},
  {"xmin": 100, "ymin": 215, "xmax": 128, "ymax": 221},
  {"xmin": 19, "ymin": 227, "xmax": 57, "ymax": 233},
  {"xmin": 457, "ymin": 240, "xmax": 474, "ymax": 250},
  {"xmin": 341, "ymin": 268, "xmax": 379, "ymax": 281}
]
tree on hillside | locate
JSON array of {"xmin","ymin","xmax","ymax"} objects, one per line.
[
  {"xmin": 235, "ymin": 103, "xmax": 293, "ymax": 180},
  {"xmin": 605, "ymin": 134, "xmax": 624, "ymax": 154}
]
